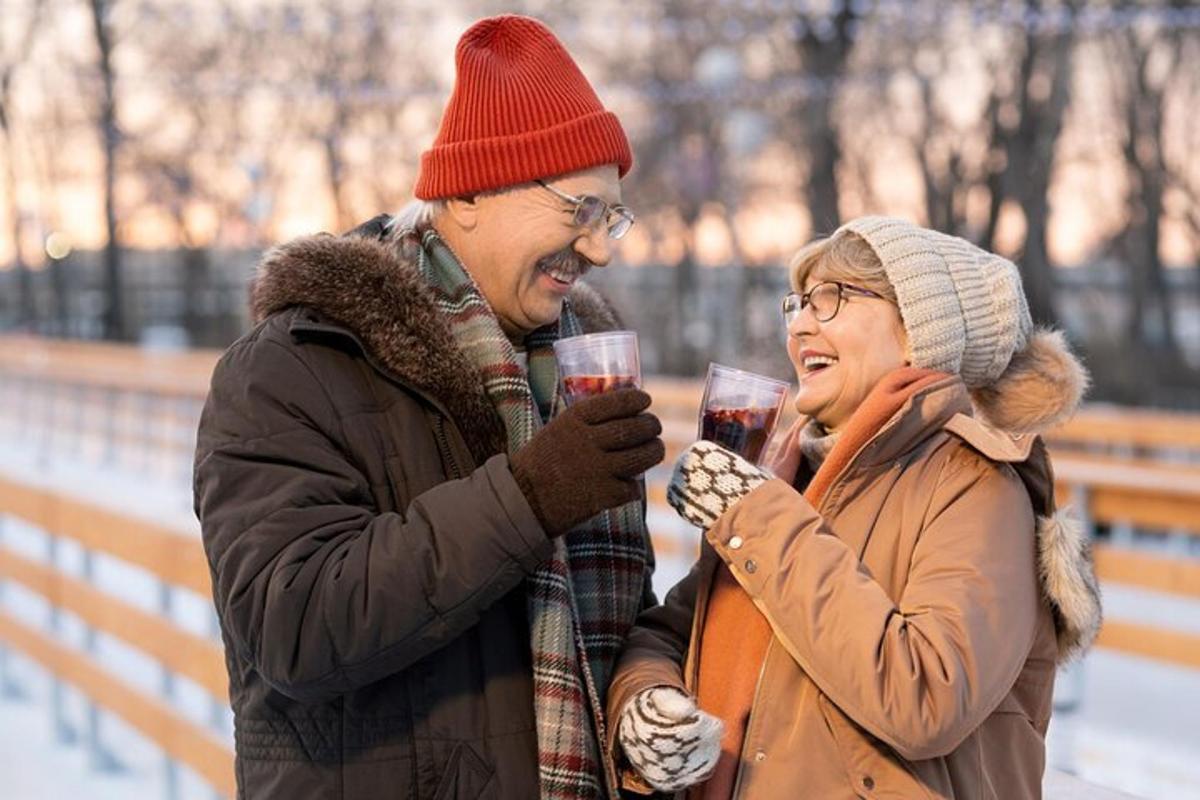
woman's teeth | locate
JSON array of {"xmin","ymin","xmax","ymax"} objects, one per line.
[{"xmin": 804, "ymin": 355, "xmax": 838, "ymax": 372}]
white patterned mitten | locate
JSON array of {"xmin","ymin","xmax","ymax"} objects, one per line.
[
  {"xmin": 618, "ymin": 686, "xmax": 724, "ymax": 792},
  {"xmin": 667, "ymin": 440, "xmax": 770, "ymax": 529}
]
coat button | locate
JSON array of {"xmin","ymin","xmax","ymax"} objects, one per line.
[
  {"xmin": 745, "ymin": 559, "xmax": 757, "ymax": 574},
  {"xmin": 728, "ymin": 536, "xmax": 743, "ymax": 550},
  {"xmin": 862, "ymin": 775, "xmax": 875, "ymax": 790},
  {"xmin": 754, "ymin": 749, "xmax": 766, "ymax": 762}
]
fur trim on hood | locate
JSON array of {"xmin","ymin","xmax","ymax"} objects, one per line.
[
  {"xmin": 248, "ymin": 225, "xmax": 622, "ymax": 464},
  {"xmin": 970, "ymin": 328, "xmax": 1089, "ymax": 434},
  {"xmin": 1036, "ymin": 508, "xmax": 1103, "ymax": 663},
  {"xmin": 963, "ymin": 328, "xmax": 1102, "ymax": 659}
]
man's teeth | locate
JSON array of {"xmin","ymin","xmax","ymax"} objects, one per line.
[
  {"xmin": 804, "ymin": 355, "xmax": 838, "ymax": 371},
  {"xmin": 541, "ymin": 264, "xmax": 577, "ymax": 283}
]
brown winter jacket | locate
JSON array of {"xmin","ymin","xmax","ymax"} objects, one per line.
[
  {"xmin": 194, "ymin": 217, "xmax": 655, "ymax": 799},
  {"xmin": 607, "ymin": 375, "xmax": 1102, "ymax": 799}
]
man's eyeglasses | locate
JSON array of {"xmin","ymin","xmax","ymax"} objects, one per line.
[
  {"xmin": 535, "ymin": 180, "xmax": 636, "ymax": 240},
  {"xmin": 782, "ymin": 281, "xmax": 888, "ymax": 325}
]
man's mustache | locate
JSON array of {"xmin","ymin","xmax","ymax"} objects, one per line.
[{"xmin": 536, "ymin": 248, "xmax": 592, "ymax": 279}]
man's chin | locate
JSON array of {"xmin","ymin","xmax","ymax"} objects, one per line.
[
  {"xmin": 537, "ymin": 289, "xmax": 569, "ymax": 313},
  {"xmin": 515, "ymin": 297, "xmax": 567, "ymax": 334}
]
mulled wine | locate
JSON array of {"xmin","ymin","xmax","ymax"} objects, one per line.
[
  {"xmin": 701, "ymin": 405, "xmax": 781, "ymax": 464},
  {"xmin": 562, "ymin": 374, "xmax": 640, "ymax": 406}
]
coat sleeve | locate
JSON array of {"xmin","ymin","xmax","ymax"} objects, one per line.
[
  {"xmin": 706, "ymin": 453, "xmax": 1041, "ymax": 761},
  {"xmin": 605, "ymin": 548, "xmax": 708, "ymax": 759},
  {"xmin": 604, "ymin": 551, "xmax": 706, "ymax": 796},
  {"xmin": 194, "ymin": 333, "xmax": 553, "ymax": 704}
]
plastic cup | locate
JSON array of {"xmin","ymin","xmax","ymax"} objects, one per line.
[
  {"xmin": 698, "ymin": 363, "xmax": 790, "ymax": 464},
  {"xmin": 553, "ymin": 331, "xmax": 642, "ymax": 407}
]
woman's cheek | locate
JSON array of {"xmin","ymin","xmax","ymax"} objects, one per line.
[{"xmin": 786, "ymin": 336, "xmax": 803, "ymax": 376}]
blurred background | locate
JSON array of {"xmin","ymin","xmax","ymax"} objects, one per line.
[{"xmin": 0, "ymin": 1, "xmax": 1197, "ymax": 798}]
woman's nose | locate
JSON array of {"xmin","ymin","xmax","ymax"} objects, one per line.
[{"xmin": 787, "ymin": 306, "xmax": 819, "ymax": 338}]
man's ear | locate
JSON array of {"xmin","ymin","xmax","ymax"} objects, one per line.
[{"xmin": 444, "ymin": 195, "xmax": 480, "ymax": 231}]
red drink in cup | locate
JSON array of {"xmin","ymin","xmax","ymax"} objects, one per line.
[
  {"xmin": 700, "ymin": 405, "xmax": 782, "ymax": 465},
  {"xmin": 554, "ymin": 331, "xmax": 641, "ymax": 407},
  {"xmin": 561, "ymin": 374, "xmax": 640, "ymax": 402},
  {"xmin": 698, "ymin": 363, "xmax": 790, "ymax": 465}
]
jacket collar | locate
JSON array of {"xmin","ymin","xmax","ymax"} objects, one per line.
[
  {"xmin": 248, "ymin": 224, "xmax": 621, "ymax": 464},
  {"xmin": 777, "ymin": 375, "xmax": 1054, "ymax": 506},
  {"xmin": 854, "ymin": 375, "xmax": 973, "ymax": 467}
]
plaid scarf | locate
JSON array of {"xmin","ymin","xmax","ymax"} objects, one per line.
[{"xmin": 418, "ymin": 230, "xmax": 649, "ymax": 800}]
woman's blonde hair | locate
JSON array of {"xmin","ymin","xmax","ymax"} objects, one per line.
[{"xmin": 787, "ymin": 230, "xmax": 897, "ymax": 304}]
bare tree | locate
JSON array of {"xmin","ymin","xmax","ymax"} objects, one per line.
[
  {"xmin": 0, "ymin": 0, "xmax": 44, "ymax": 327},
  {"xmin": 1103, "ymin": 1, "xmax": 1190, "ymax": 366},
  {"xmin": 980, "ymin": 0, "xmax": 1078, "ymax": 327},
  {"xmin": 1163, "ymin": 20, "xmax": 1200, "ymax": 279},
  {"xmin": 866, "ymin": 1, "xmax": 1077, "ymax": 325},
  {"xmin": 559, "ymin": 0, "xmax": 767, "ymax": 374},
  {"xmin": 87, "ymin": 0, "xmax": 127, "ymax": 340},
  {"xmin": 791, "ymin": 6, "xmax": 859, "ymax": 234}
]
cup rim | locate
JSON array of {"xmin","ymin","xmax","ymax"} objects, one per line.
[
  {"xmin": 553, "ymin": 330, "xmax": 638, "ymax": 353},
  {"xmin": 705, "ymin": 362, "xmax": 790, "ymax": 393}
]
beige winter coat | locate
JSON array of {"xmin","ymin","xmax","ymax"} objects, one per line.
[{"xmin": 608, "ymin": 376, "xmax": 1101, "ymax": 799}]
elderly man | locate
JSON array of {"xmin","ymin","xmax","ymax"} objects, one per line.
[{"xmin": 194, "ymin": 15, "xmax": 664, "ymax": 799}]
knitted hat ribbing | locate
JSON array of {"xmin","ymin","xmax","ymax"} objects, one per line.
[
  {"xmin": 414, "ymin": 15, "xmax": 633, "ymax": 200},
  {"xmin": 839, "ymin": 216, "xmax": 1033, "ymax": 389}
]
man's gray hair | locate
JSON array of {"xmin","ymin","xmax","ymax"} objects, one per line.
[
  {"xmin": 391, "ymin": 185, "xmax": 518, "ymax": 235},
  {"xmin": 391, "ymin": 198, "xmax": 447, "ymax": 234}
]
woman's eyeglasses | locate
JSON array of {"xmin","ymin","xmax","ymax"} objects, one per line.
[{"xmin": 782, "ymin": 281, "xmax": 888, "ymax": 325}]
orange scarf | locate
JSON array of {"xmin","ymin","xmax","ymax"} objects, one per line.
[{"xmin": 693, "ymin": 367, "xmax": 945, "ymax": 800}]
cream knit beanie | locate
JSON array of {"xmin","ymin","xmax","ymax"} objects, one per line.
[
  {"xmin": 840, "ymin": 216, "xmax": 1031, "ymax": 388},
  {"xmin": 836, "ymin": 216, "xmax": 1088, "ymax": 433}
]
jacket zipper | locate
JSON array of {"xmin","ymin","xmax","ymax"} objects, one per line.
[
  {"xmin": 432, "ymin": 414, "xmax": 464, "ymax": 479},
  {"xmin": 730, "ymin": 639, "xmax": 773, "ymax": 797},
  {"xmin": 725, "ymin": 440, "xmax": 884, "ymax": 796},
  {"xmin": 684, "ymin": 550, "xmax": 718, "ymax": 691},
  {"xmin": 727, "ymin": 409, "xmax": 911, "ymax": 795}
]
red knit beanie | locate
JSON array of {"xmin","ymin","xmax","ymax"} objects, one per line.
[{"xmin": 414, "ymin": 15, "xmax": 633, "ymax": 200}]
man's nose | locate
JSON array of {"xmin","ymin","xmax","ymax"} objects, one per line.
[{"xmin": 573, "ymin": 226, "xmax": 612, "ymax": 268}]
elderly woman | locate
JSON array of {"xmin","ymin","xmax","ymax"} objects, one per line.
[{"xmin": 606, "ymin": 217, "xmax": 1102, "ymax": 799}]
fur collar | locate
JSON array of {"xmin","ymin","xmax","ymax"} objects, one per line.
[{"xmin": 249, "ymin": 229, "xmax": 621, "ymax": 464}]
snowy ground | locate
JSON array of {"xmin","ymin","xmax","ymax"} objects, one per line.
[{"xmin": 1, "ymin": 438, "xmax": 1198, "ymax": 799}]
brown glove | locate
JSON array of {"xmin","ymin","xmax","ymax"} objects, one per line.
[{"xmin": 510, "ymin": 388, "xmax": 665, "ymax": 537}]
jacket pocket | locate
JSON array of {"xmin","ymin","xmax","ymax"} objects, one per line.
[
  {"xmin": 434, "ymin": 742, "xmax": 496, "ymax": 800},
  {"xmin": 817, "ymin": 694, "xmax": 936, "ymax": 800}
]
